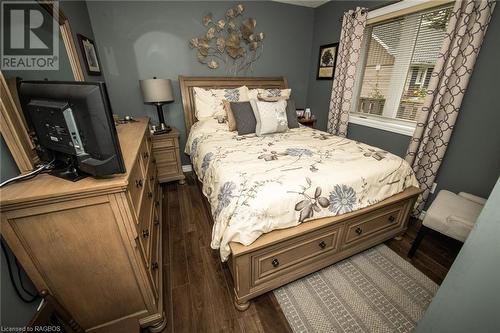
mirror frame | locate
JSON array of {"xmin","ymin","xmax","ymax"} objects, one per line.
[{"xmin": 0, "ymin": 1, "xmax": 85, "ymax": 173}]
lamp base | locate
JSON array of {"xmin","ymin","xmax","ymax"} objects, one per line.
[{"xmin": 152, "ymin": 123, "xmax": 171, "ymax": 135}]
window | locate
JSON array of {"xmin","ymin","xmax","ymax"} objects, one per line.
[{"xmin": 350, "ymin": 5, "xmax": 453, "ymax": 135}]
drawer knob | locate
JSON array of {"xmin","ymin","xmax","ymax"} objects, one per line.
[
  {"xmin": 319, "ymin": 241, "xmax": 326, "ymax": 249},
  {"xmin": 355, "ymin": 227, "xmax": 363, "ymax": 235},
  {"xmin": 142, "ymin": 229, "xmax": 150, "ymax": 238},
  {"xmin": 143, "ymin": 152, "xmax": 149, "ymax": 159},
  {"xmin": 148, "ymin": 191, "xmax": 153, "ymax": 198},
  {"xmin": 389, "ymin": 215, "xmax": 396, "ymax": 222},
  {"xmin": 135, "ymin": 179, "xmax": 143, "ymax": 187},
  {"xmin": 151, "ymin": 262, "xmax": 159, "ymax": 270},
  {"xmin": 271, "ymin": 258, "xmax": 280, "ymax": 268}
]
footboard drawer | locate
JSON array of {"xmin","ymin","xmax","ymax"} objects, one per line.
[
  {"xmin": 252, "ymin": 225, "xmax": 342, "ymax": 286},
  {"xmin": 342, "ymin": 202, "xmax": 404, "ymax": 249}
]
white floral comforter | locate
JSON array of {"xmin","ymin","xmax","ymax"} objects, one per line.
[{"xmin": 186, "ymin": 119, "xmax": 419, "ymax": 261}]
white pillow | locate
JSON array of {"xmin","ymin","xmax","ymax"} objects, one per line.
[
  {"xmin": 250, "ymin": 99, "xmax": 289, "ymax": 136},
  {"xmin": 248, "ymin": 88, "xmax": 291, "ymax": 100},
  {"xmin": 193, "ymin": 86, "xmax": 249, "ymax": 119}
]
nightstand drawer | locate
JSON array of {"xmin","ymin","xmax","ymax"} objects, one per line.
[
  {"xmin": 155, "ymin": 148, "xmax": 177, "ymax": 164},
  {"xmin": 152, "ymin": 137, "xmax": 175, "ymax": 149},
  {"xmin": 157, "ymin": 162, "xmax": 181, "ymax": 179},
  {"xmin": 151, "ymin": 127, "xmax": 185, "ymax": 184}
]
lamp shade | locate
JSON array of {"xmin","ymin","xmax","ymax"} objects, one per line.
[{"xmin": 139, "ymin": 78, "xmax": 174, "ymax": 103}]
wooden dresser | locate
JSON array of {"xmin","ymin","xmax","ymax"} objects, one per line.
[
  {"xmin": 151, "ymin": 128, "xmax": 185, "ymax": 184},
  {"xmin": 0, "ymin": 118, "xmax": 165, "ymax": 332}
]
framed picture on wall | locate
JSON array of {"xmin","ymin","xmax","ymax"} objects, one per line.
[
  {"xmin": 316, "ymin": 43, "xmax": 339, "ymax": 80},
  {"xmin": 77, "ymin": 34, "xmax": 102, "ymax": 76}
]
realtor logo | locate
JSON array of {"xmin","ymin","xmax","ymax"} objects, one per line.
[{"xmin": 1, "ymin": 1, "xmax": 59, "ymax": 70}]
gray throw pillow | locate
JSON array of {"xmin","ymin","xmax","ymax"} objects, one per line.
[
  {"xmin": 230, "ymin": 102, "xmax": 256, "ymax": 135},
  {"xmin": 286, "ymin": 99, "xmax": 299, "ymax": 129}
]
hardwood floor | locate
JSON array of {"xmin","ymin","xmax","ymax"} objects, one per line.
[
  {"xmin": 161, "ymin": 173, "xmax": 291, "ymax": 333},
  {"xmin": 160, "ymin": 173, "xmax": 462, "ymax": 332}
]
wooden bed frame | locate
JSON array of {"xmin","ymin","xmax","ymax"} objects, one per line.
[{"xmin": 178, "ymin": 76, "xmax": 421, "ymax": 311}]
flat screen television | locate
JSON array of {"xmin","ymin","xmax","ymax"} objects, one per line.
[{"xmin": 19, "ymin": 81, "xmax": 126, "ymax": 181}]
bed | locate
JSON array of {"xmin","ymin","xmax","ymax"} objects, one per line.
[{"xmin": 179, "ymin": 76, "xmax": 422, "ymax": 310}]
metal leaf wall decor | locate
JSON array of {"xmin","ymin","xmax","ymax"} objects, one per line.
[{"xmin": 189, "ymin": 4, "xmax": 265, "ymax": 75}]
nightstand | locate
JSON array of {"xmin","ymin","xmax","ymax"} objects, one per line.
[
  {"xmin": 151, "ymin": 127, "xmax": 186, "ymax": 184},
  {"xmin": 298, "ymin": 117, "xmax": 317, "ymax": 129}
]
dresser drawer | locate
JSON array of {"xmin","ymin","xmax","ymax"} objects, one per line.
[
  {"xmin": 138, "ymin": 182, "xmax": 154, "ymax": 263},
  {"xmin": 139, "ymin": 136, "xmax": 152, "ymax": 174},
  {"xmin": 252, "ymin": 225, "xmax": 341, "ymax": 286},
  {"xmin": 147, "ymin": 158, "xmax": 157, "ymax": 189},
  {"xmin": 150, "ymin": 207, "xmax": 161, "ymax": 297},
  {"xmin": 343, "ymin": 202, "xmax": 404, "ymax": 249},
  {"xmin": 128, "ymin": 157, "xmax": 145, "ymax": 214}
]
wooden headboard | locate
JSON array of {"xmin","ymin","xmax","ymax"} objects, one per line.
[{"xmin": 179, "ymin": 76, "xmax": 288, "ymax": 135}]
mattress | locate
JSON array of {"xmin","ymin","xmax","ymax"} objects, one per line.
[{"xmin": 186, "ymin": 119, "xmax": 419, "ymax": 261}]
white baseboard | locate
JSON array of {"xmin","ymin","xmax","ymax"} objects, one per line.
[{"xmin": 182, "ymin": 164, "xmax": 193, "ymax": 173}]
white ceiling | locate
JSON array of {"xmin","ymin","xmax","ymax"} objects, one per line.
[{"xmin": 272, "ymin": 0, "xmax": 330, "ymax": 8}]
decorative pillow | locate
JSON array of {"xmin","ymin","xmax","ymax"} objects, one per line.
[
  {"xmin": 193, "ymin": 86, "xmax": 249, "ymax": 119},
  {"xmin": 230, "ymin": 102, "xmax": 256, "ymax": 135},
  {"xmin": 250, "ymin": 99, "xmax": 289, "ymax": 136},
  {"xmin": 248, "ymin": 88, "xmax": 291, "ymax": 100},
  {"xmin": 223, "ymin": 100, "xmax": 237, "ymax": 131},
  {"xmin": 285, "ymin": 99, "xmax": 299, "ymax": 129}
]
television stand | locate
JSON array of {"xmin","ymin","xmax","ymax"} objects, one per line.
[{"xmin": 50, "ymin": 161, "xmax": 87, "ymax": 181}]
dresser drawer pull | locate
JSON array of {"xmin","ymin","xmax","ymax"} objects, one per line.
[
  {"xmin": 271, "ymin": 258, "xmax": 280, "ymax": 268},
  {"xmin": 154, "ymin": 219, "xmax": 160, "ymax": 226},
  {"xmin": 135, "ymin": 179, "xmax": 143, "ymax": 187},
  {"xmin": 319, "ymin": 240, "xmax": 326, "ymax": 249},
  {"xmin": 151, "ymin": 262, "xmax": 159, "ymax": 270},
  {"xmin": 142, "ymin": 229, "xmax": 150, "ymax": 238},
  {"xmin": 143, "ymin": 152, "xmax": 149, "ymax": 159},
  {"xmin": 148, "ymin": 191, "xmax": 153, "ymax": 198},
  {"xmin": 388, "ymin": 215, "xmax": 396, "ymax": 222},
  {"xmin": 355, "ymin": 227, "xmax": 363, "ymax": 235}
]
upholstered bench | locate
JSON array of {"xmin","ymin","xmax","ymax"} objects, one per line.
[{"xmin": 408, "ymin": 190, "xmax": 486, "ymax": 257}]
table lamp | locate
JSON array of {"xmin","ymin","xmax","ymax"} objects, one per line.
[{"xmin": 139, "ymin": 77, "xmax": 174, "ymax": 134}]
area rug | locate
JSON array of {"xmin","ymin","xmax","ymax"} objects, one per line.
[{"xmin": 273, "ymin": 244, "xmax": 438, "ymax": 333}]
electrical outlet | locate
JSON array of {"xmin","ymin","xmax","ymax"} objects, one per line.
[{"xmin": 430, "ymin": 182, "xmax": 437, "ymax": 194}]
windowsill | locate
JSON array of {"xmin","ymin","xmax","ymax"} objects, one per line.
[{"xmin": 349, "ymin": 115, "xmax": 416, "ymax": 136}]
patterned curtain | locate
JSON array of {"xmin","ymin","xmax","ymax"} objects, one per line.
[
  {"xmin": 406, "ymin": 0, "xmax": 496, "ymax": 214},
  {"xmin": 327, "ymin": 7, "xmax": 368, "ymax": 137}
]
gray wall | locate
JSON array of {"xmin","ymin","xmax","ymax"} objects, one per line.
[
  {"xmin": 60, "ymin": 0, "xmax": 105, "ymax": 82},
  {"xmin": 308, "ymin": 1, "xmax": 500, "ymax": 205},
  {"xmin": 86, "ymin": 1, "xmax": 314, "ymax": 164},
  {"xmin": 0, "ymin": 0, "xmax": 100, "ymax": 327},
  {"xmin": 0, "ymin": 140, "xmax": 39, "ymax": 327}
]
